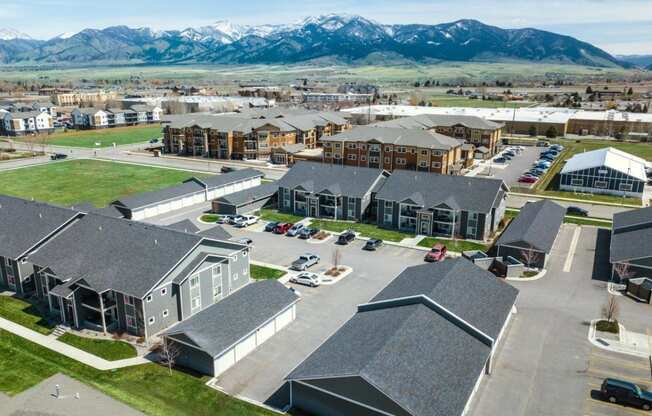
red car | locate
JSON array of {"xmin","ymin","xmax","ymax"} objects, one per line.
[
  {"xmin": 518, "ymin": 176, "xmax": 537, "ymax": 184},
  {"xmin": 424, "ymin": 243, "xmax": 447, "ymax": 262},
  {"xmin": 273, "ymin": 223, "xmax": 293, "ymax": 234}
]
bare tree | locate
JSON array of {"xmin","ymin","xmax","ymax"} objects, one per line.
[
  {"xmin": 332, "ymin": 248, "xmax": 341, "ymax": 268},
  {"xmin": 613, "ymin": 262, "xmax": 634, "ymax": 283},
  {"xmin": 601, "ymin": 294, "xmax": 620, "ymax": 323},
  {"xmin": 520, "ymin": 247, "xmax": 542, "ymax": 269},
  {"xmin": 158, "ymin": 337, "xmax": 182, "ymax": 375}
]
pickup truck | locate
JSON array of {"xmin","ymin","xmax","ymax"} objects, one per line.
[{"xmin": 424, "ymin": 243, "xmax": 447, "ymax": 262}]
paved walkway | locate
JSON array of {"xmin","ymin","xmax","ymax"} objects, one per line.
[
  {"xmin": 589, "ymin": 319, "xmax": 652, "ymax": 359},
  {"xmin": 0, "ymin": 317, "xmax": 154, "ymax": 370}
]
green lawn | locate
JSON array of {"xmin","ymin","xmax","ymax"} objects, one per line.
[
  {"xmin": 21, "ymin": 126, "xmax": 162, "ymax": 148},
  {"xmin": 0, "ymin": 159, "xmax": 207, "ymax": 207},
  {"xmin": 309, "ymin": 219, "xmax": 413, "ymax": 242},
  {"xmin": 0, "ymin": 296, "xmax": 53, "ymax": 335},
  {"xmin": 417, "ymin": 237, "xmax": 488, "ymax": 252},
  {"xmin": 200, "ymin": 214, "xmax": 220, "ymax": 223},
  {"xmin": 58, "ymin": 333, "xmax": 137, "ymax": 361},
  {"xmin": 259, "ymin": 208, "xmax": 305, "ymax": 224},
  {"xmin": 250, "ymin": 264, "xmax": 287, "ymax": 280},
  {"xmin": 0, "ymin": 329, "xmax": 275, "ymax": 415}
]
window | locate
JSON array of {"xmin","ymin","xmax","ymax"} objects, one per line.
[
  {"xmin": 421, "ymin": 150, "xmax": 428, "ymax": 156},
  {"xmin": 360, "ymin": 155, "xmax": 367, "ymax": 161},
  {"xmin": 160, "ymin": 288, "xmax": 167, "ymax": 296},
  {"xmin": 619, "ymin": 183, "xmax": 633, "ymax": 191},
  {"xmin": 369, "ymin": 156, "xmax": 379, "ymax": 163},
  {"xmin": 242, "ymin": 251, "xmax": 248, "ymax": 257},
  {"xmin": 334, "ymin": 143, "xmax": 341, "ymax": 148},
  {"xmin": 243, "ymin": 268, "xmax": 248, "ymax": 276},
  {"xmin": 124, "ymin": 295, "xmax": 135, "ymax": 306},
  {"xmin": 347, "ymin": 143, "xmax": 357, "ymax": 149},
  {"xmin": 396, "ymin": 158, "xmax": 406, "ymax": 165},
  {"xmin": 384, "ymin": 157, "xmax": 391, "ymax": 163},
  {"xmin": 348, "ymin": 154, "xmax": 357, "ymax": 161},
  {"xmin": 385, "ymin": 146, "xmax": 392, "ymax": 152},
  {"xmin": 419, "ymin": 161, "xmax": 427, "ymax": 168},
  {"xmin": 162, "ymin": 309, "xmax": 169, "ymax": 318},
  {"xmin": 148, "ymin": 316, "xmax": 155, "ymax": 325},
  {"xmin": 432, "ymin": 162, "xmax": 441, "ymax": 168},
  {"xmin": 325, "ymin": 152, "xmax": 332, "ymax": 158},
  {"xmin": 233, "ymin": 273, "xmax": 239, "ymax": 281},
  {"xmin": 7, "ymin": 275, "xmax": 16, "ymax": 287},
  {"xmin": 146, "ymin": 295, "xmax": 152, "ymax": 303},
  {"xmin": 348, "ymin": 204, "xmax": 356, "ymax": 219},
  {"xmin": 432, "ymin": 150, "xmax": 442, "ymax": 156},
  {"xmin": 571, "ymin": 179, "xmax": 583, "ymax": 186},
  {"xmin": 594, "ymin": 180, "xmax": 608, "ymax": 189},
  {"xmin": 191, "ymin": 297, "xmax": 201, "ymax": 312},
  {"xmin": 397, "ymin": 146, "xmax": 406, "ymax": 153},
  {"xmin": 4, "ymin": 258, "xmax": 10, "ymax": 268},
  {"xmin": 334, "ymin": 153, "xmax": 341, "ymax": 159},
  {"xmin": 126, "ymin": 316, "xmax": 137, "ymax": 329}
]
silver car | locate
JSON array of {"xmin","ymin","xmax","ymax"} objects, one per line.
[
  {"xmin": 290, "ymin": 272, "xmax": 321, "ymax": 287},
  {"xmin": 290, "ymin": 253, "xmax": 320, "ymax": 271}
]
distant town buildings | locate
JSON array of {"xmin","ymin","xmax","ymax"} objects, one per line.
[
  {"xmin": 51, "ymin": 90, "xmax": 117, "ymax": 107},
  {"xmin": 71, "ymin": 105, "xmax": 162, "ymax": 129}
]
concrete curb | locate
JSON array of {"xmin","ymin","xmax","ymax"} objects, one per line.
[
  {"xmin": 506, "ymin": 269, "xmax": 547, "ymax": 282},
  {"xmin": 320, "ymin": 266, "xmax": 353, "ymax": 285},
  {"xmin": 587, "ymin": 319, "xmax": 649, "ymax": 359}
]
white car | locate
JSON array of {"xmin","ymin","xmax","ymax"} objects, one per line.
[
  {"xmin": 290, "ymin": 272, "xmax": 321, "ymax": 287},
  {"xmin": 234, "ymin": 215, "xmax": 259, "ymax": 228}
]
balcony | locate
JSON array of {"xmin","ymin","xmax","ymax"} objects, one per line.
[{"xmin": 81, "ymin": 294, "xmax": 116, "ymax": 312}]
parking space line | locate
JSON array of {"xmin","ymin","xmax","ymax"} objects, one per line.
[
  {"xmin": 587, "ymin": 368, "xmax": 652, "ymax": 387},
  {"xmin": 590, "ymin": 354, "xmax": 652, "ymax": 371},
  {"xmin": 587, "ymin": 398, "xmax": 652, "ymax": 416},
  {"xmin": 563, "ymin": 226, "xmax": 582, "ymax": 272}
]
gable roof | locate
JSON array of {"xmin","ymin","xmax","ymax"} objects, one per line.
[
  {"xmin": 496, "ymin": 200, "xmax": 565, "ymax": 253},
  {"xmin": 613, "ymin": 206, "xmax": 652, "ymax": 231},
  {"xmin": 215, "ymin": 182, "xmax": 278, "ymax": 206},
  {"xmin": 165, "ymin": 219, "xmax": 200, "ymax": 234},
  {"xmin": 375, "ymin": 170, "xmax": 506, "ymax": 213},
  {"xmin": 165, "ymin": 114, "xmax": 295, "ymax": 132},
  {"xmin": 375, "ymin": 113, "xmax": 503, "ymax": 131},
  {"xmin": 320, "ymin": 126, "xmax": 461, "ymax": 150},
  {"xmin": 278, "ymin": 161, "xmax": 388, "ymax": 198},
  {"xmin": 198, "ymin": 225, "xmax": 232, "ymax": 241},
  {"xmin": 610, "ymin": 207, "xmax": 652, "ymax": 263},
  {"xmin": 27, "ymin": 213, "xmax": 203, "ymax": 298},
  {"xmin": 200, "ymin": 168, "xmax": 263, "ymax": 189},
  {"xmin": 561, "ymin": 147, "xmax": 647, "ymax": 181},
  {"xmin": 114, "ymin": 180, "xmax": 205, "ymax": 211},
  {"xmin": 287, "ymin": 258, "xmax": 518, "ymax": 416},
  {"xmin": 165, "ymin": 280, "xmax": 299, "ymax": 357},
  {"xmin": 0, "ymin": 195, "xmax": 81, "ymax": 259}
]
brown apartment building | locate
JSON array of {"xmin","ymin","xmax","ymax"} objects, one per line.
[
  {"xmin": 375, "ymin": 114, "xmax": 504, "ymax": 156},
  {"xmin": 320, "ymin": 126, "xmax": 464, "ymax": 175}
]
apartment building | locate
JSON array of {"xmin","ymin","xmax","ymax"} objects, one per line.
[
  {"xmin": 72, "ymin": 106, "xmax": 162, "ymax": 129},
  {"xmin": 52, "ymin": 90, "xmax": 117, "ymax": 107},
  {"xmin": 2, "ymin": 111, "xmax": 54, "ymax": 136},
  {"xmin": 375, "ymin": 114, "xmax": 504, "ymax": 156},
  {"xmin": 320, "ymin": 126, "xmax": 464, "ymax": 175}
]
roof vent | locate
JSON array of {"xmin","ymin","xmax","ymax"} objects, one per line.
[
  {"xmin": 39, "ymin": 213, "xmax": 42, "ymax": 218},
  {"xmin": 98, "ymin": 225, "xmax": 102, "ymax": 231},
  {"xmin": 154, "ymin": 239, "xmax": 158, "ymax": 245}
]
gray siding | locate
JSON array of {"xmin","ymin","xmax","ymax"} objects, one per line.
[
  {"xmin": 292, "ymin": 381, "xmax": 398, "ymax": 416},
  {"xmin": 497, "ymin": 245, "xmax": 546, "ymax": 269},
  {"xmin": 143, "ymin": 281, "xmax": 184, "ymax": 337},
  {"xmin": 171, "ymin": 340, "xmax": 215, "ymax": 376}
]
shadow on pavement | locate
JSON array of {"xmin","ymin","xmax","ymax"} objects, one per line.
[
  {"xmin": 264, "ymin": 382, "xmax": 290, "ymax": 411},
  {"xmin": 591, "ymin": 228, "xmax": 611, "ymax": 282}
]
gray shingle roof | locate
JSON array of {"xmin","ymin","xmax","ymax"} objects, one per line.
[
  {"xmin": 200, "ymin": 168, "xmax": 263, "ymax": 189},
  {"xmin": 375, "ymin": 113, "xmax": 503, "ymax": 131},
  {"xmin": 215, "ymin": 182, "xmax": 277, "ymax": 206},
  {"xmin": 613, "ymin": 207, "xmax": 652, "ymax": 231},
  {"xmin": 27, "ymin": 213, "xmax": 202, "ymax": 298},
  {"xmin": 198, "ymin": 226, "xmax": 232, "ymax": 241},
  {"xmin": 287, "ymin": 258, "xmax": 518, "ymax": 416},
  {"xmin": 278, "ymin": 161, "xmax": 388, "ymax": 198},
  {"xmin": 166, "ymin": 280, "xmax": 299, "ymax": 357},
  {"xmin": 320, "ymin": 126, "xmax": 461, "ymax": 150},
  {"xmin": 165, "ymin": 114, "xmax": 295, "ymax": 132},
  {"xmin": 496, "ymin": 200, "xmax": 565, "ymax": 253},
  {"xmin": 0, "ymin": 195, "xmax": 80, "ymax": 259},
  {"xmin": 165, "ymin": 219, "xmax": 200, "ymax": 234},
  {"xmin": 375, "ymin": 170, "xmax": 506, "ymax": 213},
  {"xmin": 114, "ymin": 180, "xmax": 205, "ymax": 211},
  {"xmin": 92, "ymin": 204, "xmax": 125, "ymax": 219},
  {"xmin": 610, "ymin": 209, "xmax": 652, "ymax": 263}
]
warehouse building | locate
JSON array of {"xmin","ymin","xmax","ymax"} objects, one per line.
[
  {"xmin": 560, "ymin": 147, "xmax": 647, "ymax": 199},
  {"xmin": 112, "ymin": 169, "xmax": 263, "ymax": 220},
  {"xmin": 287, "ymin": 258, "xmax": 518, "ymax": 416}
]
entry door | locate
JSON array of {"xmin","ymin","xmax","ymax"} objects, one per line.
[
  {"xmin": 308, "ymin": 198, "xmax": 318, "ymax": 217},
  {"xmin": 418, "ymin": 213, "xmax": 432, "ymax": 235}
]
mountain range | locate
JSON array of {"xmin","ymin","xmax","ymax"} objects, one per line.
[{"xmin": 0, "ymin": 15, "xmax": 633, "ymax": 67}]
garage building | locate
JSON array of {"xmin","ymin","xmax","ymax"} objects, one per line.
[
  {"xmin": 495, "ymin": 200, "xmax": 565, "ymax": 269},
  {"xmin": 211, "ymin": 182, "xmax": 278, "ymax": 215},
  {"xmin": 610, "ymin": 207, "xmax": 652, "ymax": 281},
  {"xmin": 112, "ymin": 169, "xmax": 263, "ymax": 220},
  {"xmin": 164, "ymin": 280, "xmax": 299, "ymax": 377},
  {"xmin": 560, "ymin": 147, "xmax": 647, "ymax": 199},
  {"xmin": 287, "ymin": 258, "xmax": 518, "ymax": 416}
]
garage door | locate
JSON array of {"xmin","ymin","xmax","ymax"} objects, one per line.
[
  {"xmin": 131, "ymin": 210, "xmax": 145, "ymax": 221},
  {"xmin": 233, "ymin": 182, "xmax": 244, "ymax": 192},
  {"xmin": 214, "ymin": 348, "xmax": 235, "ymax": 375},
  {"xmin": 144, "ymin": 206, "xmax": 159, "ymax": 218},
  {"xmin": 235, "ymin": 333, "xmax": 257, "ymax": 361},
  {"xmin": 224, "ymin": 185, "xmax": 234, "ymax": 194},
  {"xmin": 171, "ymin": 199, "xmax": 183, "ymax": 211},
  {"xmin": 158, "ymin": 202, "xmax": 172, "ymax": 214},
  {"xmin": 182, "ymin": 196, "xmax": 194, "ymax": 207},
  {"xmin": 256, "ymin": 320, "xmax": 276, "ymax": 345},
  {"xmin": 207, "ymin": 190, "xmax": 217, "ymax": 200},
  {"xmin": 275, "ymin": 305, "xmax": 295, "ymax": 331},
  {"xmin": 214, "ymin": 188, "xmax": 225, "ymax": 198},
  {"xmin": 193, "ymin": 193, "xmax": 204, "ymax": 204}
]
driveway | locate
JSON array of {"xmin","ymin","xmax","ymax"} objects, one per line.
[
  {"xmin": 468, "ymin": 224, "xmax": 652, "ymax": 416},
  {"xmin": 208, "ymin": 226, "xmax": 426, "ymax": 405}
]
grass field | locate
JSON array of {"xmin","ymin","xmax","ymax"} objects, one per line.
[
  {"xmin": 250, "ymin": 264, "xmax": 287, "ymax": 280},
  {"xmin": 0, "ymin": 296, "xmax": 53, "ymax": 335},
  {"xmin": 0, "ymin": 330, "xmax": 274, "ymax": 415},
  {"xmin": 18, "ymin": 125, "xmax": 162, "ymax": 148},
  {"xmin": 259, "ymin": 208, "xmax": 305, "ymax": 224},
  {"xmin": 0, "ymin": 159, "xmax": 206, "ymax": 207},
  {"xmin": 308, "ymin": 219, "xmax": 413, "ymax": 242},
  {"xmin": 58, "ymin": 333, "xmax": 137, "ymax": 361},
  {"xmin": 417, "ymin": 237, "xmax": 488, "ymax": 252}
]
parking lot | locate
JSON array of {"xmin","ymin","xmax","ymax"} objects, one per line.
[{"xmin": 479, "ymin": 145, "xmax": 542, "ymax": 187}]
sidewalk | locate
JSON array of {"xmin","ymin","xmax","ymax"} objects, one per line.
[
  {"xmin": 588, "ymin": 319, "xmax": 652, "ymax": 358},
  {"xmin": 0, "ymin": 317, "xmax": 155, "ymax": 370},
  {"xmin": 510, "ymin": 192, "xmax": 641, "ymax": 208}
]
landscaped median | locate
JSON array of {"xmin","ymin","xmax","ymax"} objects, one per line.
[
  {"xmin": 0, "ymin": 329, "xmax": 276, "ymax": 415},
  {"xmin": 0, "ymin": 296, "xmax": 53, "ymax": 335},
  {"xmin": 57, "ymin": 333, "xmax": 137, "ymax": 361}
]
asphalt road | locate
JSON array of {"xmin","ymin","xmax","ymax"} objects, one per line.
[{"xmin": 507, "ymin": 194, "xmax": 630, "ymax": 220}]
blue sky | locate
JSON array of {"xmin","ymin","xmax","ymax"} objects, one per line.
[{"xmin": 3, "ymin": 0, "xmax": 651, "ymax": 54}]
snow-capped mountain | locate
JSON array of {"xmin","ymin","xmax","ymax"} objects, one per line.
[
  {"xmin": 0, "ymin": 15, "xmax": 629, "ymax": 67},
  {"xmin": 0, "ymin": 28, "xmax": 31, "ymax": 40}
]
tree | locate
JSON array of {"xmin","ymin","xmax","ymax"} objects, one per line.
[
  {"xmin": 585, "ymin": 86, "xmax": 593, "ymax": 94},
  {"xmin": 520, "ymin": 247, "xmax": 542, "ymax": 269},
  {"xmin": 332, "ymin": 248, "xmax": 342, "ymax": 268},
  {"xmin": 613, "ymin": 262, "xmax": 634, "ymax": 283},
  {"xmin": 545, "ymin": 126, "xmax": 558, "ymax": 138},
  {"xmin": 528, "ymin": 125, "xmax": 538, "ymax": 137},
  {"xmin": 601, "ymin": 294, "xmax": 619, "ymax": 323},
  {"xmin": 157, "ymin": 337, "xmax": 182, "ymax": 375},
  {"xmin": 627, "ymin": 87, "xmax": 634, "ymax": 96}
]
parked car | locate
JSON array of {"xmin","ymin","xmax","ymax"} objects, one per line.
[
  {"xmin": 337, "ymin": 230, "xmax": 356, "ymax": 245},
  {"xmin": 493, "ymin": 157, "xmax": 507, "ymax": 164},
  {"xmin": 149, "ymin": 138, "xmax": 159, "ymax": 144},
  {"xmin": 534, "ymin": 164, "xmax": 550, "ymax": 170},
  {"xmin": 291, "ymin": 253, "xmax": 320, "ymax": 271},
  {"xmin": 601, "ymin": 378, "xmax": 652, "ymax": 411},
  {"xmin": 264, "ymin": 221, "xmax": 280, "ymax": 232},
  {"xmin": 234, "ymin": 215, "xmax": 258, "ymax": 228},
  {"xmin": 518, "ymin": 176, "xmax": 538, "ymax": 184},
  {"xmin": 235, "ymin": 237, "xmax": 254, "ymax": 247},
  {"xmin": 298, "ymin": 227, "xmax": 319, "ymax": 239},
  {"xmin": 286, "ymin": 223, "xmax": 305, "ymax": 237},
  {"xmin": 363, "ymin": 239, "xmax": 383, "ymax": 251},
  {"xmin": 540, "ymin": 155, "xmax": 556, "ymax": 162},
  {"xmin": 273, "ymin": 223, "xmax": 293, "ymax": 234},
  {"xmin": 503, "ymin": 151, "xmax": 516, "ymax": 157},
  {"xmin": 537, "ymin": 141, "xmax": 550, "ymax": 147},
  {"xmin": 550, "ymin": 144, "xmax": 564, "ymax": 151},
  {"xmin": 290, "ymin": 272, "xmax": 321, "ymax": 287},
  {"xmin": 535, "ymin": 160, "xmax": 552, "ymax": 167},
  {"xmin": 50, "ymin": 153, "xmax": 68, "ymax": 160},
  {"xmin": 566, "ymin": 206, "xmax": 589, "ymax": 217},
  {"xmin": 424, "ymin": 243, "xmax": 448, "ymax": 262},
  {"xmin": 527, "ymin": 169, "xmax": 544, "ymax": 177},
  {"xmin": 220, "ymin": 166, "xmax": 235, "ymax": 173}
]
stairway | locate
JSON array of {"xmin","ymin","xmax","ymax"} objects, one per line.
[{"xmin": 52, "ymin": 325, "xmax": 68, "ymax": 337}]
